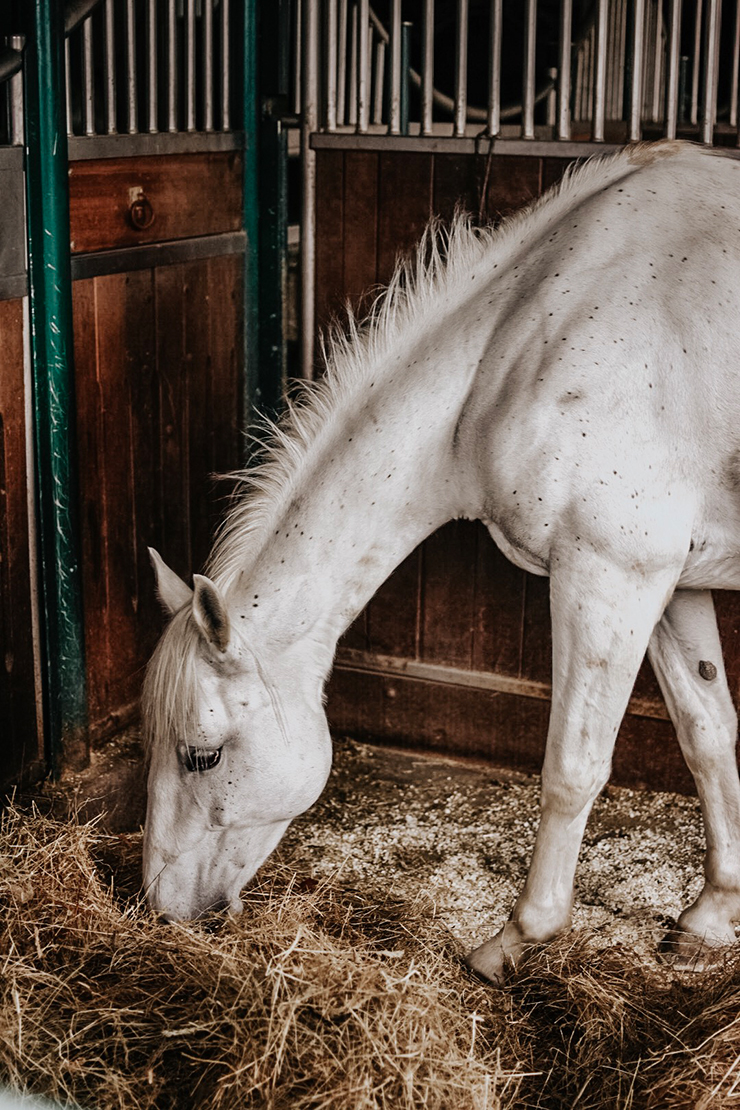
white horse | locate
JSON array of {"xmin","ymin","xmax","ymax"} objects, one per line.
[{"xmin": 143, "ymin": 140, "xmax": 740, "ymax": 982}]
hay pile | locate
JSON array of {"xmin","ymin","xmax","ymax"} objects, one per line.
[{"xmin": 2, "ymin": 803, "xmax": 740, "ymax": 1110}]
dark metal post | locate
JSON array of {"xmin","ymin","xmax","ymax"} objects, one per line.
[
  {"xmin": 23, "ymin": 0, "xmax": 88, "ymax": 771},
  {"xmin": 243, "ymin": 0, "xmax": 262, "ymax": 441}
]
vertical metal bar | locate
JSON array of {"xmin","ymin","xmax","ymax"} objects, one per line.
[
  {"xmin": 294, "ymin": 0, "xmax": 302, "ymax": 117},
  {"xmin": 592, "ymin": 0, "xmax": 608, "ymax": 140},
  {"xmin": 400, "ymin": 20, "xmax": 411, "ymax": 134},
  {"xmin": 629, "ymin": 0, "xmax": 645, "ymax": 140},
  {"xmin": 243, "ymin": 0, "xmax": 262, "ymax": 427},
  {"xmin": 203, "ymin": 0, "xmax": 214, "ymax": 131},
  {"xmin": 454, "ymin": 0, "xmax": 469, "ymax": 137},
  {"xmin": 64, "ymin": 37, "xmax": 73, "ymax": 135},
  {"xmin": 373, "ymin": 39, "xmax": 386, "ymax": 123},
  {"xmin": 105, "ymin": 0, "xmax": 117, "ymax": 133},
  {"xmin": 301, "ymin": 0, "xmax": 319, "ymax": 378},
  {"xmin": 82, "ymin": 17, "xmax": 95, "ymax": 135},
  {"xmin": 522, "ymin": 0, "xmax": 536, "ymax": 138},
  {"xmin": 691, "ymin": 0, "xmax": 702, "ymax": 124},
  {"xmin": 488, "ymin": 0, "xmax": 502, "ymax": 135},
  {"xmin": 665, "ymin": 0, "xmax": 682, "ymax": 138},
  {"xmin": 126, "ymin": 0, "xmax": 137, "ymax": 133},
  {"xmin": 337, "ymin": 0, "xmax": 348, "ymax": 123},
  {"xmin": 168, "ymin": 0, "xmax": 177, "ymax": 131},
  {"xmin": 348, "ymin": 3, "xmax": 358, "ymax": 127},
  {"xmin": 326, "ymin": 0, "xmax": 338, "ymax": 130},
  {"xmin": 148, "ymin": 0, "xmax": 159, "ymax": 133},
  {"xmin": 186, "ymin": 0, "xmax": 196, "ymax": 131},
  {"xmin": 558, "ymin": 0, "xmax": 573, "ymax": 139},
  {"xmin": 650, "ymin": 0, "xmax": 664, "ymax": 122},
  {"xmin": 222, "ymin": 0, "xmax": 231, "ymax": 129},
  {"xmin": 702, "ymin": 0, "xmax": 721, "ymax": 143},
  {"xmin": 9, "ymin": 36, "xmax": 24, "ymax": 145},
  {"xmin": 358, "ymin": 0, "xmax": 370, "ymax": 131},
  {"xmin": 257, "ymin": 115, "xmax": 288, "ymax": 421},
  {"xmin": 389, "ymin": 0, "xmax": 402, "ymax": 134},
  {"xmin": 730, "ymin": 0, "xmax": 740, "ymax": 129},
  {"xmin": 25, "ymin": 0, "xmax": 88, "ymax": 772},
  {"xmin": 422, "ymin": 0, "xmax": 434, "ymax": 134}
]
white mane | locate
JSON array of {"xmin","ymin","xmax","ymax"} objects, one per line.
[{"xmin": 205, "ymin": 141, "xmax": 693, "ymax": 596}]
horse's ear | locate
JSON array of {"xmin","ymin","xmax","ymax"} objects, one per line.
[
  {"xmin": 192, "ymin": 574, "xmax": 231, "ymax": 653},
  {"xmin": 148, "ymin": 547, "xmax": 193, "ymax": 615}
]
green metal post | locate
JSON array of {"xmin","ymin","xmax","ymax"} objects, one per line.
[
  {"xmin": 243, "ymin": 0, "xmax": 262, "ymax": 448},
  {"xmin": 24, "ymin": 0, "xmax": 88, "ymax": 771},
  {"xmin": 257, "ymin": 112, "xmax": 288, "ymax": 419}
]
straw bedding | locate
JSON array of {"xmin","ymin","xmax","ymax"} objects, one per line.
[{"xmin": 3, "ymin": 797, "xmax": 740, "ymax": 1110}]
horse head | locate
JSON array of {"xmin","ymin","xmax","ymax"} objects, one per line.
[{"xmin": 142, "ymin": 549, "xmax": 332, "ymax": 921}]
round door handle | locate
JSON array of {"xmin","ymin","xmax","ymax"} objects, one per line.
[{"xmin": 129, "ymin": 195, "xmax": 155, "ymax": 230}]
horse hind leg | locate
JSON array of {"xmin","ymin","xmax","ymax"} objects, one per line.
[
  {"xmin": 467, "ymin": 554, "xmax": 682, "ymax": 984},
  {"xmin": 648, "ymin": 589, "xmax": 740, "ymax": 968}
]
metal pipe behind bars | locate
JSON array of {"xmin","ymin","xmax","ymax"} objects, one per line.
[
  {"xmin": 455, "ymin": 0, "xmax": 469, "ymax": 137},
  {"xmin": 558, "ymin": 0, "xmax": 573, "ymax": 140},
  {"xmin": 629, "ymin": 0, "xmax": 645, "ymax": 141},
  {"xmin": 665, "ymin": 0, "xmax": 682, "ymax": 139},
  {"xmin": 203, "ymin": 0, "xmax": 213, "ymax": 131},
  {"xmin": 522, "ymin": 0, "xmax": 536, "ymax": 138},
  {"xmin": 592, "ymin": 0, "xmax": 607, "ymax": 141},
  {"xmin": 358, "ymin": 0, "xmax": 370, "ymax": 131},
  {"xmin": 337, "ymin": 0, "xmax": 348, "ymax": 124},
  {"xmin": 389, "ymin": 0, "xmax": 401, "ymax": 134},
  {"xmin": 488, "ymin": 0, "xmax": 502, "ymax": 135},
  {"xmin": 168, "ymin": 0, "xmax": 177, "ymax": 131},
  {"xmin": 82, "ymin": 17, "xmax": 95, "ymax": 135},
  {"xmin": 422, "ymin": 0, "xmax": 434, "ymax": 134},
  {"xmin": 64, "ymin": 37, "xmax": 72, "ymax": 135},
  {"xmin": 702, "ymin": 0, "xmax": 721, "ymax": 143},
  {"xmin": 148, "ymin": 0, "xmax": 158, "ymax": 133},
  {"xmin": 326, "ymin": 0, "xmax": 338, "ymax": 130},
  {"xmin": 348, "ymin": 3, "xmax": 358, "ymax": 127},
  {"xmin": 301, "ymin": 0, "xmax": 319, "ymax": 379},
  {"xmin": 691, "ymin": 0, "xmax": 702, "ymax": 125},
  {"xmin": 9, "ymin": 35, "xmax": 24, "ymax": 144},
  {"xmin": 126, "ymin": 0, "xmax": 137, "ymax": 133},
  {"xmin": 373, "ymin": 39, "xmax": 385, "ymax": 123}
]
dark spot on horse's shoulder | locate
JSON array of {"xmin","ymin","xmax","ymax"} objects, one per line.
[{"xmin": 699, "ymin": 660, "xmax": 718, "ymax": 682}]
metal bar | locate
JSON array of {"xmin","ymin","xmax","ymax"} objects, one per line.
[
  {"xmin": 558, "ymin": 0, "xmax": 573, "ymax": 139},
  {"xmin": 186, "ymin": 0, "xmax": 196, "ymax": 131},
  {"xmin": 488, "ymin": 0, "xmax": 502, "ymax": 135},
  {"xmin": 691, "ymin": 0, "xmax": 702, "ymax": 125},
  {"xmin": 454, "ymin": 0, "xmax": 469, "ymax": 137},
  {"xmin": 629, "ymin": 0, "xmax": 645, "ymax": 141},
  {"xmin": 24, "ymin": 0, "xmax": 88, "ymax": 772},
  {"xmin": 105, "ymin": 0, "xmax": 117, "ymax": 133},
  {"xmin": 389, "ymin": 0, "xmax": 401, "ymax": 134},
  {"xmin": 702, "ymin": 0, "xmax": 721, "ymax": 143},
  {"xmin": 650, "ymin": 0, "xmax": 664, "ymax": 123},
  {"xmin": 373, "ymin": 39, "xmax": 386, "ymax": 124},
  {"xmin": 348, "ymin": 3, "xmax": 358, "ymax": 127},
  {"xmin": 665, "ymin": 0, "xmax": 682, "ymax": 138},
  {"xmin": 357, "ymin": 0, "xmax": 370, "ymax": 132},
  {"xmin": 148, "ymin": 0, "xmax": 158, "ymax": 133},
  {"xmin": 243, "ymin": 0, "xmax": 263, "ymax": 430},
  {"xmin": 731, "ymin": 0, "xmax": 740, "ymax": 129},
  {"xmin": 592, "ymin": 0, "xmax": 608, "ymax": 141},
  {"xmin": 293, "ymin": 0, "xmax": 302, "ymax": 116},
  {"xmin": 522, "ymin": 0, "xmax": 537, "ymax": 138},
  {"xmin": 126, "ymin": 0, "xmax": 137, "ymax": 133},
  {"xmin": 64, "ymin": 37, "xmax": 73, "ymax": 135},
  {"xmin": 337, "ymin": 0, "xmax": 348, "ymax": 123},
  {"xmin": 257, "ymin": 116, "xmax": 288, "ymax": 421},
  {"xmin": 422, "ymin": 0, "xmax": 434, "ymax": 135},
  {"xmin": 168, "ymin": 0, "xmax": 177, "ymax": 131},
  {"xmin": 300, "ymin": 0, "xmax": 319, "ymax": 378},
  {"xmin": 326, "ymin": 0, "xmax": 338, "ymax": 130},
  {"xmin": 9, "ymin": 35, "xmax": 24, "ymax": 144},
  {"xmin": 204, "ymin": 0, "xmax": 214, "ymax": 131},
  {"xmin": 71, "ymin": 231, "xmax": 247, "ymax": 279},
  {"xmin": 222, "ymin": 0, "xmax": 231, "ymax": 129},
  {"xmin": 311, "ymin": 131, "xmax": 624, "ymax": 156},
  {"xmin": 82, "ymin": 16, "xmax": 95, "ymax": 135}
]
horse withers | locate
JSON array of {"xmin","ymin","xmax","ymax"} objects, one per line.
[{"xmin": 142, "ymin": 141, "xmax": 740, "ymax": 982}]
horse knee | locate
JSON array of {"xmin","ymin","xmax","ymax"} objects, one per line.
[{"xmin": 541, "ymin": 751, "xmax": 610, "ymax": 818}]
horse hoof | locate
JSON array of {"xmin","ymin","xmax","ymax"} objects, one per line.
[
  {"xmin": 465, "ymin": 922, "xmax": 534, "ymax": 985},
  {"xmin": 658, "ymin": 927, "xmax": 734, "ymax": 972}
]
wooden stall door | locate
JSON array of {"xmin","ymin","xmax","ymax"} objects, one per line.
[{"xmin": 319, "ymin": 149, "xmax": 740, "ymax": 795}]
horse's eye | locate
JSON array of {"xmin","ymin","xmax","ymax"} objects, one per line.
[{"xmin": 183, "ymin": 746, "xmax": 222, "ymax": 773}]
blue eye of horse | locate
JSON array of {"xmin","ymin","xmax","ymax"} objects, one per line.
[{"xmin": 183, "ymin": 746, "xmax": 222, "ymax": 773}]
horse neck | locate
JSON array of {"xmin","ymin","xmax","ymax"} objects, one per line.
[{"xmin": 226, "ymin": 315, "xmax": 488, "ymax": 666}]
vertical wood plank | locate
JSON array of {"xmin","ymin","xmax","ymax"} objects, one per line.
[
  {"xmin": 482, "ymin": 155, "xmax": 542, "ymax": 223},
  {"xmin": 342, "ymin": 150, "xmax": 379, "ymax": 312},
  {"xmin": 376, "ymin": 152, "xmax": 434, "ymax": 283},
  {"xmin": 420, "ymin": 521, "xmax": 477, "ymax": 668},
  {"xmin": 472, "ymin": 524, "xmax": 525, "ymax": 678},
  {"xmin": 314, "ymin": 149, "xmax": 345, "ymax": 337}
]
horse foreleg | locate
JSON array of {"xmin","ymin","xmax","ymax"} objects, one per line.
[
  {"xmin": 466, "ymin": 556, "xmax": 680, "ymax": 984},
  {"xmin": 648, "ymin": 589, "xmax": 740, "ymax": 968}
]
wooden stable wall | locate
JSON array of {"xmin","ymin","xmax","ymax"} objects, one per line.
[
  {"xmin": 70, "ymin": 152, "xmax": 244, "ymax": 742},
  {"xmin": 319, "ymin": 148, "xmax": 740, "ymax": 794}
]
